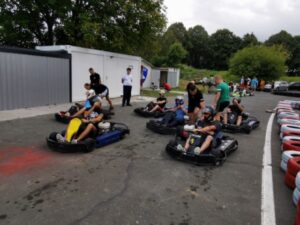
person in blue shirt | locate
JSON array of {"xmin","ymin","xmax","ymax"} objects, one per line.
[{"xmin": 160, "ymin": 96, "xmax": 187, "ymax": 127}]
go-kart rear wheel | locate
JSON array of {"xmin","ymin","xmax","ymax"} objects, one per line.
[{"xmin": 81, "ymin": 138, "xmax": 96, "ymax": 153}]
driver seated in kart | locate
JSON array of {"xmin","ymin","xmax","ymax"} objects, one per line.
[
  {"xmin": 56, "ymin": 103, "xmax": 104, "ymax": 144},
  {"xmin": 223, "ymin": 97, "xmax": 244, "ymax": 126},
  {"xmin": 178, "ymin": 106, "xmax": 222, "ymax": 155},
  {"xmin": 160, "ymin": 96, "xmax": 187, "ymax": 127},
  {"xmin": 145, "ymin": 90, "xmax": 167, "ymax": 113}
]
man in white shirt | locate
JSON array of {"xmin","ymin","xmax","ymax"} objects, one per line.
[{"xmin": 122, "ymin": 67, "xmax": 133, "ymax": 106}]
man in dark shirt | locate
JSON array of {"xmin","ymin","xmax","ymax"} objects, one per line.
[
  {"xmin": 186, "ymin": 82, "xmax": 205, "ymax": 124},
  {"xmin": 89, "ymin": 68, "xmax": 101, "ymax": 89},
  {"xmin": 223, "ymin": 97, "xmax": 244, "ymax": 126},
  {"xmin": 94, "ymin": 83, "xmax": 114, "ymax": 111},
  {"xmin": 149, "ymin": 90, "xmax": 167, "ymax": 112},
  {"xmin": 179, "ymin": 106, "xmax": 222, "ymax": 155}
]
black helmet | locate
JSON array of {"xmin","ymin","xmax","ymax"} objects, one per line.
[{"xmin": 202, "ymin": 106, "xmax": 215, "ymax": 121}]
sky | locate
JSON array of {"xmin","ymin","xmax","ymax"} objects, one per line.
[{"xmin": 163, "ymin": 0, "xmax": 300, "ymax": 41}]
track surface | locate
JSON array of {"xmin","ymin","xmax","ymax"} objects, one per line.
[{"xmin": 0, "ymin": 92, "xmax": 298, "ymax": 225}]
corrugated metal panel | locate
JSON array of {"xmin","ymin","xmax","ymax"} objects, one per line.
[{"xmin": 0, "ymin": 52, "xmax": 70, "ymax": 110}]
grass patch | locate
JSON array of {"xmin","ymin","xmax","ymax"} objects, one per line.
[
  {"xmin": 179, "ymin": 64, "xmax": 239, "ymax": 82},
  {"xmin": 279, "ymin": 76, "xmax": 300, "ymax": 82}
]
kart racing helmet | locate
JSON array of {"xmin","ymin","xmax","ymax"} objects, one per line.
[
  {"xmin": 202, "ymin": 106, "xmax": 215, "ymax": 121},
  {"xmin": 175, "ymin": 96, "xmax": 184, "ymax": 106}
]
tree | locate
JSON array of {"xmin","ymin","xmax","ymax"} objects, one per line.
[
  {"xmin": 159, "ymin": 22, "xmax": 187, "ymax": 55},
  {"xmin": 0, "ymin": 0, "xmax": 166, "ymax": 59},
  {"xmin": 241, "ymin": 33, "xmax": 259, "ymax": 48},
  {"xmin": 209, "ymin": 29, "xmax": 242, "ymax": 70},
  {"xmin": 229, "ymin": 45, "xmax": 288, "ymax": 80},
  {"xmin": 186, "ymin": 25, "xmax": 211, "ymax": 68},
  {"xmin": 265, "ymin": 30, "xmax": 297, "ymax": 69},
  {"xmin": 167, "ymin": 42, "xmax": 187, "ymax": 66}
]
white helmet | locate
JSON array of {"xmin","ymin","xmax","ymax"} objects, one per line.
[
  {"xmin": 175, "ymin": 95, "xmax": 184, "ymax": 101},
  {"xmin": 98, "ymin": 122, "xmax": 111, "ymax": 130}
]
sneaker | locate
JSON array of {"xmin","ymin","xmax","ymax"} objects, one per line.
[
  {"xmin": 71, "ymin": 139, "xmax": 78, "ymax": 144},
  {"xmin": 56, "ymin": 133, "xmax": 65, "ymax": 143},
  {"xmin": 177, "ymin": 144, "xmax": 185, "ymax": 152},
  {"xmin": 127, "ymin": 104, "xmax": 132, "ymax": 106},
  {"xmin": 194, "ymin": 147, "xmax": 201, "ymax": 155}
]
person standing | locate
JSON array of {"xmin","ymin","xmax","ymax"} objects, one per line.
[
  {"xmin": 89, "ymin": 68, "xmax": 101, "ymax": 90},
  {"xmin": 251, "ymin": 77, "xmax": 258, "ymax": 92},
  {"xmin": 213, "ymin": 75, "xmax": 230, "ymax": 121},
  {"xmin": 122, "ymin": 67, "xmax": 133, "ymax": 106},
  {"xmin": 186, "ymin": 82, "xmax": 205, "ymax": 124}
]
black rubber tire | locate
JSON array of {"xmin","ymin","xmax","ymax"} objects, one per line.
[
  {"xmin": 81, "ymin": 138, "xmax": 96, "ymax": 153},
  {"xmin": 49, "ymin": 132, "xmax": 59, "ymax": 141}
]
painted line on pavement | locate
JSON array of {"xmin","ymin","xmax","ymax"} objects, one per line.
[{"xmin": 261, "ymin": 113, "xmax": 276, "ymax": 225}]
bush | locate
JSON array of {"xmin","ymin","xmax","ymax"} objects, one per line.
[{"xmin": 229, "ymin": 45, "xmax": 288, "ymax": 80}]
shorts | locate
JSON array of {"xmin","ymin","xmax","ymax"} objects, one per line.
[
  {"xmin": 77, "ymin": 123, "xmax": 98, "ymax": 138},
  {"xmin": 216, "ymin": 101, "xmax": 230, "ymax": 112},
  {"xmin": 188, "ymin": 104, "xmax": 201, "ymax": 113},
  {"xmin": 99, "ymin": 89, "xmax": 109, "ymax": 98}
]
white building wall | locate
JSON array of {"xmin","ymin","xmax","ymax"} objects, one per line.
[{"xmin": 36, "ymin": 45, "xmax": 141, "ymax": 101}]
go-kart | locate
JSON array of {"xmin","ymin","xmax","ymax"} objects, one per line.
[
  {"xmin": 47, "ymin": 120, "xmax": 129, "ymax": 153},
  {"xmin": 221, "ymin": 112, "xmax": 260, "ymax": 134},
  {"xmin": 146, "ymin": 112, "xmax": 187, "ymax": 135},
  {"xmin": 55, "ymin": 103, "xmax": 113, "ymax": 124},
  {"xmin": 134, "ymin": 107, "xmax": 166, "ymax": 118},
  {"xmin": 165, "ymin": 132, "xmax": 238, "ymax": 166}
]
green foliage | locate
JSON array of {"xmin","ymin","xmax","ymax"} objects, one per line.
[
  {"xmin": 242, "ymin": 33, "xmax": 259, "ymax": 48},
  {"xmin": 265, "ymin": 30, "xmax": 298, "ymax": 69},
  {"xmin": 179, "ymin": 64, "xmax": 238, "ymax": 82},
  {"xmin": 186, "ymin": 25, "xmax": 210, "ymax": 68},
  {"xmin": 166, "ymin": 42, "xmax": 187, "ymax": 66},
  {"xmin": 229, "ymin": 45, "xmax": 288, "ymax": 80},
  {"xmin": 0, "ymin": 0, "xmax": 166, "ymax": 59},
  {"xmin": 209, "ymin": 29, "xmax": 243, "ymax": 70},
  {"xmin": 279, "ymin": 76, "xmax": 300, "ymax": 83}
]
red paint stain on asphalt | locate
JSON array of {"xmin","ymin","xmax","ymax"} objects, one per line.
[{"xmin": 0, "ymin": 147, "xmax": 52, "ymax": 176}]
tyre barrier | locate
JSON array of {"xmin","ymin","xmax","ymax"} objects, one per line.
[
  {"xmin": 287, "ymin": 157, "xmax": 300, "ymax": 177},
  {"xmin": 282, "ymin": 136, "xmax": 300, "ymax": 143},
  {"xmin": 293, "ymin": 187, "xmax": 300, "ymax": 206},
  {"xmin": 277, "ymin": 118, "xmax": 300, "ymax": 128},
  {"xmin": 281, "ymin": 151, "xmax": 300, "ymax": 172},
  {"xmin": 285, "ymin": 170, "xmax": 296, "ymax": 189},
  {"xmin": 294, "ymin": 173, "xmax": 300, "ymax": 206},
  {"xmin": 281, "ymin": 130, "xmax": 300, "ymax": 139},
  {"xmin": 277, "ymin": 112, "xmax": 299, "ymax": 120},
  {"xmin": 282, "ymin": 140, "xmax": 300, "ymax": 152}
]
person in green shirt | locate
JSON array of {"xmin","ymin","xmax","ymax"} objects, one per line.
[{"xmin": 213, "ymin": 75, "xmax": 230, "ymax": 121}]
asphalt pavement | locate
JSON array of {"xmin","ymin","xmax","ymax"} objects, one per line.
[{"xmin": 0, "ymin": 92, "xmax": 298, "ymax": 225}]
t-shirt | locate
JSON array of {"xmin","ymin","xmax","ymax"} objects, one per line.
[
  {"xmin": 196, "ymin": 119, "xmax": 222, "ymax": 136},
  {"xmin": 188, "ymin": 89, "xmax": 204, "ymax": 107},
  {"xmin": 229, "ymin": 104, "xmax": 243, "ymax": 115},
  {"xmin": 157, "ymin": 97, "xmax": 167, "ymax": 108},
  {"xmin": 94, "ymin": 84, "xmax": 108, "ymax": 95},
  {"xmin": 251, "ymin": 79, "xmax": 258, "ymax": 88},
  {"xmin": 122, "ymin": 74, "xmax": 133, "ymax": 86},
  {"xmin": 90, "ymin": 73, "xmax": 101, "ymax": 87},
  {"xmin": 216, "ymin": 82, "xmax": 230, "ymax": 104},
  {"xmin": 175, "ymin": 109, "xmax": 185, "ymax": 121}
]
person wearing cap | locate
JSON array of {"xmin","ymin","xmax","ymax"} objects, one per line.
[
  {"xmin": 213, "ymin": 75, "xmax": 230, "ymax": 121},
  {"xmin": 89, "ymin": 68, "xmax": 101, "ymax": 89},
  {"xmin": 149, "ymin": 89, "xmax": 167, "ymax": 113},
  {"xmin": 223, "ymin": 97, "xmax": 244, "ymax": 126},
  {"xmin": 122, "ymin": 67, "xmax": 133, "ymax": 106},
  {"xmin": 186, "ymin": 82, "xmax": 205, "ymax": 123},
  {"xmin": 178, "ymin": 106, "xmax": 222, "ymax": 155}
]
